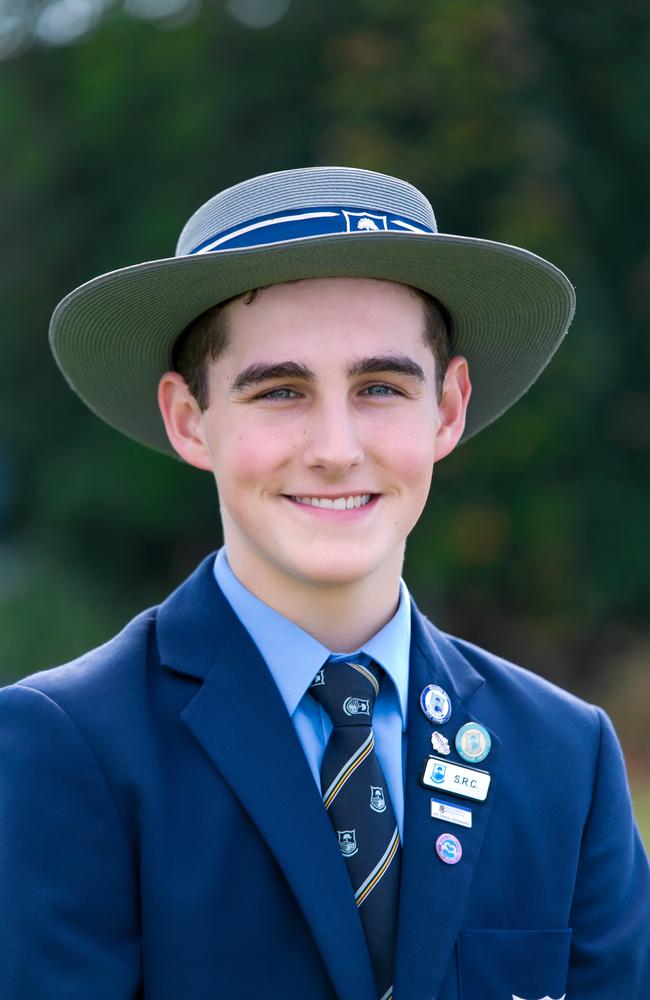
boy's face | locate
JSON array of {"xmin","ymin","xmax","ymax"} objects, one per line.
[{"xmin": 161, "ymin": 276, "xmax": 470, "ymax": 595}]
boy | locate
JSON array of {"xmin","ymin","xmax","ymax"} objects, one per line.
[{"xmin": 1, "ymin": 167, "xmax": 648, "ymax": 999}]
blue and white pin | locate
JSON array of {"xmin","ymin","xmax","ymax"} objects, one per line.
[
  {"xmin": 420, "ymin": 685, "xmax": 452, "ymax": 725},
  {"xmin": 455, "ymin": 722, "xmax": 491, "ymax": 764}
]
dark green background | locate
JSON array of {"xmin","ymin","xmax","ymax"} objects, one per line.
[{"xmin": 1, "ymin": 1, "xmax": 648, "ymax": 824}]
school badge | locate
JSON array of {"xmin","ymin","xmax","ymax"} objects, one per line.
[
  {"xmin": 455, "ymin": 722, "xmax": 491, "ymax": 763},
  {"xmin": 337, "ymin": 830, "xmax": 358, "ymax": 857},
  {"xmin": 370, "ymin": 786, "xmax": 386, "ymax": 813},
  {"xmin": 419, "ymin": 684, "xmax": 452, "ymax": 724},
  {"xmin": 343, "ymin": 696, "xmax": 370, "ymax": 717}
]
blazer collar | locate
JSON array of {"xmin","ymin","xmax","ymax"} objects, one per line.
[
  {"xmin": 156, "ymin": 551, "xmax": 236, "ymax": 682},
  {"xmin": 156, "ymin": 552, "xmax": 377, "ymax": 1000}
]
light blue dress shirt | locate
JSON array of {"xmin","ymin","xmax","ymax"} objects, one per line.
[{"xmin": 213, "ymin": 547, "xmax": 411, "ymax": 840}]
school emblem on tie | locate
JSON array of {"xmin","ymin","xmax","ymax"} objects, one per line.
[
  {"xmin": 370, "ymin": 785, "xmax": 386, "ymax": 813},
  {"xmin": 337, "ymin": 830, "xmax": 358, "ymax": 857},
  {"xmin": 343, "ymin": 696, "xmax": 370, "ymax": 716},
  {"xmin": 310, "ymin": 668, "xmax": 325, "ymax": 687}
]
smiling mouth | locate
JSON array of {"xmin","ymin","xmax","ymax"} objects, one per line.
[{"xmin": 286, "ymin": 494, "xmax": 376, "ymax": 510}]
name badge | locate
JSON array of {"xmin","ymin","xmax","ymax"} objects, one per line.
[
  {"xmin": 421, "ymin": 755, "xmax": 491, "ymax": 802},
  {"xmin": 430, "ymin": 797, "xmax": 473, "ymax": 828}
]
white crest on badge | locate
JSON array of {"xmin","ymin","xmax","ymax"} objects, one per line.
[
  {"xmin": 310, "ymin": 668, "xmax": 325, "ymax": 687},
  {"xmin": 370, "ymin": 785, "xmax": 386, "ymax": 813},
  {"xmin": 343, "ymin": 696, "xmax": 370, "ymax": 716},
  {"xmin": 337, "ymin": 830, "xmax": 358, "ymax": 857},
  {"xmin": 431, "ymin": 761, "xmax": 447, "ymax": 783},
  {"xmin": 512, "ymin": 995, "xmax": 566, "ymax": 1000}
]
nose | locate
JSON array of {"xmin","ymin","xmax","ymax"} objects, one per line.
[{"xmin": 301, "ymin": 395, "xmax": 365, "ymax": 475}]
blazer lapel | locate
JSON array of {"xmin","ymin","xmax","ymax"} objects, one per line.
[
  {"xmin": 156, "ymin": 554, "xmax": 376, "ymax": 1000},
  {"xmin": 393, "ymin": 600, "xmax": 501, "ymax": 1000}
]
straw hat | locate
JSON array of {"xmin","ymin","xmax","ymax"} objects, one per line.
[{"xmin": 49, "ymin": 166, "xmax": 575, "ymax": 458}]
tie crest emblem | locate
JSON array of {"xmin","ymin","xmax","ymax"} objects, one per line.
[
  {"xmin": 343, "ymin": 696, "xmax": 370, "ymax": 716},
  {"xmin": 310, "ymin": 668, "xmax": 325, "ymax": 687},
  {"xmin": 337, "ymin": 829, "xmax": 358, "ymax": 857},
  {"xmin": 370, "ymin": 786, "xmax": 387, "ymax": 813}
]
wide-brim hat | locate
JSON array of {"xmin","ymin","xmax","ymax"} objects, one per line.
[{"xmin": 49, "ymin": 166, "xmax": 576, "ymax": 458}]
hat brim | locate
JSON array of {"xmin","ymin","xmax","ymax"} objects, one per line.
[{"xmin": 49, "ymin": 231, "xmax": 575, "ymax": 458}]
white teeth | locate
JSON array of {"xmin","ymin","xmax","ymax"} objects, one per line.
[{"xmin": 290, "ymin": 494, "xmax": 372, "ymax": 509}]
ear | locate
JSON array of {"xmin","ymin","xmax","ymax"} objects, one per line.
[
  {"xmin": 433, "ymin": 356, "xmax": 473, "ymax": 461},
  {"xmin": 157, "ymin": 372, "xmax": 214, "ymax": 471}
]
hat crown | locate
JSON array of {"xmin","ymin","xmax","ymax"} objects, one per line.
[{"xmin": 175, "ymin": 166, "xmax": 438, "ymax": 257}]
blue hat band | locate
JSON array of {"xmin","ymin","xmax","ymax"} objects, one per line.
[{"xmin": 188, "ymin": 205, "xmax": 434, "ymax": 255}]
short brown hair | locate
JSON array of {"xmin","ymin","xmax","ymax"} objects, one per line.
[{"xmin": 172, "ymin": 282, "xmax": 451, "ymax": 408}]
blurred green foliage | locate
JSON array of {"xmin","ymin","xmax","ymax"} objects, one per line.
[{"xmin": 0, "ymin": 1, "xmax": 648, "ymax": 776}]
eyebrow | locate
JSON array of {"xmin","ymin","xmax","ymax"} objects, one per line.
[{"xmin": 229, "ymin": 354, "xmax": 426, "ymax": 393}]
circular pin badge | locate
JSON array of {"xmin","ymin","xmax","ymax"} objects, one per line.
[
  {"xmin": 435, "ymin": 832, "xmax": 462, "ymax": 865},
  {"xmin": 455, "ymin": 722, "xmax": 491, "ymax": 764},
  {"xmin": 420, "ymin": 685, "xmax": 452, "ymax": 725}
]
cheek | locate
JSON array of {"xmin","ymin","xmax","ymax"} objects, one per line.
[
  {"xmin": 213, "ymin": 423, "xmax": 291, "ymax": 491},
  {"xmin": 382, "ymin": 427, "xmax": 436, "ymax": 489}
]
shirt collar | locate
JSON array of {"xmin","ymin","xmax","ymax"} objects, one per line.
[{"xmin": 213, "ymin": 546, "xmax": 410, "ymax": 730}]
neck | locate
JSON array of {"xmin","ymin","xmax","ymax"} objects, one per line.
[{"xmin": 223, "ymin": 539, "xmax": 404, "ymax": 652}]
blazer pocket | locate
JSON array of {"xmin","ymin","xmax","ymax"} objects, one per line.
[{"xmin": 458, "ymin": 928, "xmax": 572, "ymax": 1000}]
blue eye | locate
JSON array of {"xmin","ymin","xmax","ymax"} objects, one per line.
[
  {"xmin": 260, "ymin": 388, "xmax": 300, "ymax": 400},
  {"xmin": 364, "ymin": 384, "xmax": 401, "ymax": 396}
]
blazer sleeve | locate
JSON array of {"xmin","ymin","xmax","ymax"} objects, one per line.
[
  {"xmin": 0, "ymin": 683, "xmax": 141, "ymax": 999},
  {"xmin": 568, "ymin": 706, "xmax": 650, "ymax": 998}
]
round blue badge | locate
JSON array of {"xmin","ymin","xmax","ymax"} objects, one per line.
[
  {"xmin": 455, "ymin": 722, "xmax": 491, "ymax": 764},
  {"xmin": 420, "ymin": 685, "xmax": 452, "ymax": 725},
  {"xmin": 436, "ymin": 832, "xmax": 462, "ymax": 865}
]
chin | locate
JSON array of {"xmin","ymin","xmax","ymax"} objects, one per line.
[{"xmin": 283, "ymin": 551, "xmax": 387, "ymax": 588}]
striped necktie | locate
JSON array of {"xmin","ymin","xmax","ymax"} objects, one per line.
[{"xmin": 309, "ymin": 653, "xmax": 401, "ymax": 1000}]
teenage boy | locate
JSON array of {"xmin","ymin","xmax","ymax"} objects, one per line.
[{"xmin": 1, "ymin": 167, "xmax": 648, "ymax": 1000}]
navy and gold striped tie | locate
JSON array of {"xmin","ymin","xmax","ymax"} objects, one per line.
[{"xmin": 310, "ymin": 654, "xmax": 401, "ymax": 1000}]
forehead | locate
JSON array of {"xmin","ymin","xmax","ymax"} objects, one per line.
[{"xmin": 220, "ymin": 276, "xmax": 428, "ymax": 358}]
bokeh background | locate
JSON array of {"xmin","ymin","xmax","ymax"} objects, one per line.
[{"xmin": 1, "ymin": 0, "xmax": 648, "ymax": 842}]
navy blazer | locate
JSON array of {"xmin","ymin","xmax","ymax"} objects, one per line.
[{"xmin": 1, "ymin": 552, "xmax": 649, "ymax": 999}]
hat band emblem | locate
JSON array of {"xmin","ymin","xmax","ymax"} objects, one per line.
[{"xmin": 188, "ymin": 205, "xmax": 434, "ymax": 255}]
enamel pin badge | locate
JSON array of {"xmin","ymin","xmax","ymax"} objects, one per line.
[
  {"xmin": 430, "ymin": 731, "xmax": 451, "ymax": 755},
  {"xmin": 455, "ymin": 722, "xmax": 491, "ymax": 764},
  {"xmin": 421, "ymin": 755, "xmax": 491, "ymax": 802},
  {"xmin": 435, "ymin": 832, "xmax": 462, "ymax": 865},
  {"xmin": 420, "ymin": 685, "xmax": 452, "ymax": 725}
]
